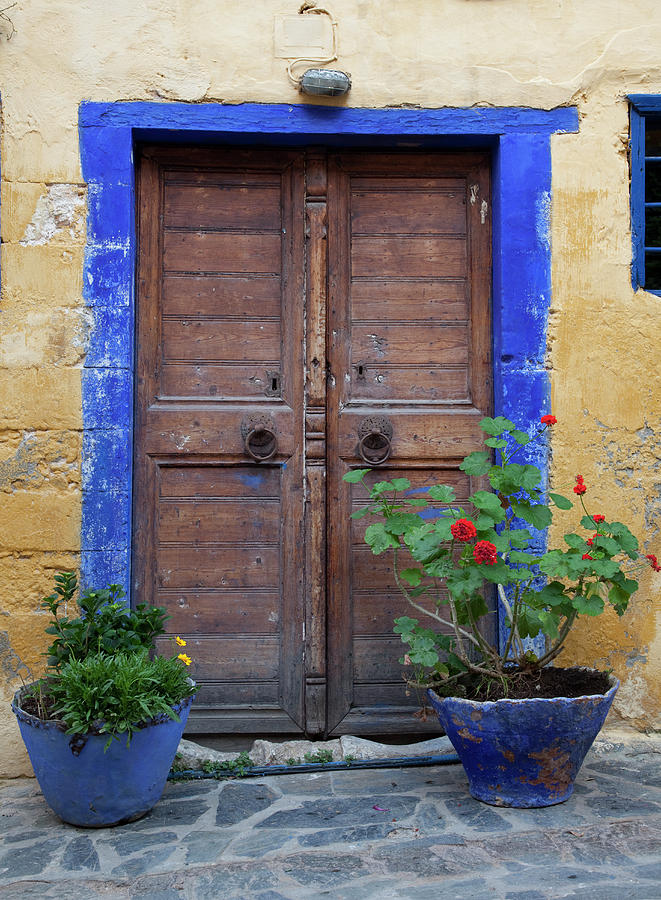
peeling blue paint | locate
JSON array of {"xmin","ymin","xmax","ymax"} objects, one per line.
[{"xmin": 79, "ymin": 101, "xmax": 578, "ymax": 617}]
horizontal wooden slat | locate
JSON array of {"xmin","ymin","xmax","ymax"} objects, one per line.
[
  {"xmin": 164, "ymin": 184, "xmax": 281, "ymax": 231},
  {"xmin": 160, "ymin": 364, "xmax": 285, "ymax": 400},
  {"xmin": 191, "ymin": 681, "xmax": 280, "ymax": 707},
  {"xmin": 157, "ymin": 635, "xmax": 279, "ymax": 681},
  {"xmin": 351, "ymin": 189, "xmax": 465, "ymax": 235},
  {"xmin": 162, "ymin": 276, "xmax": 281, "ymax": 318},
  {"xmin": 162, "ymin": 318, "xmax": 281, "ymax": 363},
  {"xmin": 160, "ymin": 465, "xmax": 281, "ymax": 499},
  {"xmin": 352, "ymin": 682, "xmax": 422, "ymax": 708},
  {"xmin": 163, "ymin": 232, "xmax": 282, "ymax": 274},
  {"xmin": 351, "ymin": 324, "xmax": 468, "ymax": 367},
  {"xmin": 352, "ymin": 236, "xmax": 466, "ymax": 279},
  {"xmin": 337, "ymin": 410, "xmax": 487, "ymax": 460},
  {"xmin": 158, "ymin": 498, "xmax": 280, "ymax": 544},
  {"xmin": 157, "ymin": 546, "xmax": 279, "ymax": 589},
  {"xmin": 349, "ymin": 366, "xmax": 469, "ymax": 402},
  {"xmin": 351, "ymin": 280, "xmax": 467, "ymax": 322},
  {"xmin": 144, "ymin": 409, "xmax": 296, "ymax": 456},
  {"xmin": 352, "ymin": 592, "xmax": 442, "ymax": 635},
  {"xmin": 158, "ymin": 591, "xmax": 280, "ymax": 634},
  {"xmin": 353, "ymin": 636, "xmax": 412, "ymax": 682}
]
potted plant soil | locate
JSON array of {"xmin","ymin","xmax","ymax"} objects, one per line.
[
  {"xmin": 11, "ymin": 572, "xmax": 197, "ymax": 827},
  {"xmin": 345, "ymin": 415, "xmax": 658, "ymax": 808}
]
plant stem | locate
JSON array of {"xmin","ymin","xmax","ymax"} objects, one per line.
[{"xmin": 535, "ymin": 610, "xmax": 577, "ymax": 667}]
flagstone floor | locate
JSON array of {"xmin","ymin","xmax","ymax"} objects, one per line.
[{"xmin": 1, "ymin": 731, "xmax": 660, "ymax": 899}]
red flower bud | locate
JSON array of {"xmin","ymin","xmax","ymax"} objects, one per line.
[
  {"xmin": 573, "ymin": 475, "xmax": 587, "ymax": 495},
  {"xmin": 540, "ymin": 414, "xmax": 557, "ymax": 426}
]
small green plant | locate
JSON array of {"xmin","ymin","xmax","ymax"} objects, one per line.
[
  {"xmin": 303, "ymin": 749, "xmax": 334, "ymax": 765},
  {"xmin": 285, "ymin": 757, "xmax": 301, "ymax": 766},
  {"xmin": 201, "ymin": 751, "xmax": 254, "ymax": 778},
  {"xmin": 34, "ymin": 650, "xmax": 195, "ymax": 749},
  {"xmin": 41, "ymin": 571, "xmax": 168, "ymax": 669}
]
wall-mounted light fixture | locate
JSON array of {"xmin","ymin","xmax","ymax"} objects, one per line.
[
  {"xmin": 285, "ymin": 5, "xmax": 351, "ymax": 97},
  {"xmin": 300, "ymin": 67, "xmax": 351, "ymax": 97}
]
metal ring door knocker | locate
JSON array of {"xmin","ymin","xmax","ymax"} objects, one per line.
[
  {"xmin": 241, "ymin": 416, "xmax": 278, "ymax": 462},
  {"xmin": 357, "ymin": 416, "xmax": 393, "ymax": 465}
]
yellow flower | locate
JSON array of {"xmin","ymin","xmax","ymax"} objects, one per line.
[
  {"xmin": 175, "ymin": 636, "xmax": 187, "ymax": 647},
  {"xmin": 177, "ymin": 653, "xmax": 192, "ymax": 666}
]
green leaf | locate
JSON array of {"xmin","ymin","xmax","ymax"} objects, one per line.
[
  {"xmin": 511, "ymin": 429, "xmax": 531, "ymax": 445},
  {"xmin": 343, "ymin": 468, "xmax": 370, "ymax": 484},
  {"xmin": 484, "ymin": 437, "xmax": 508, "ymax": 449},
  {"xmin": 510, "ymin": 500, "xmax": 552, "ymax": 530},
  {"xmin": 489, "ymin": 463, "xmax": 542, "ymax": 494},
  {"xmin": 393, "ymin": 616, "xmax": 419, "ymax": 636},
  {"xmin": 459, "ymin": 451, "xmax": 492, "ymax": 476},
  {"xmin": 404, "ymin": 524, "xmax": 443, "ymax": 562},
  {"xmin": 446, "ymin": 567, "xmax": 484, "ymax": 599},
  {"xmin": 432, "ymin": 519, "xmax": 454, "ymax": 542},
  {"xmin": 593, "ymin": 535, "xmax": 620, "ymax": 556},
  {"xmin": 572, "ymin": 593, "xmax": 605, "ymax": 616},
  {"xmin": 508, "ymin": 550, "xmax": 536, "ymax": 563},
  {"xmin": 400, "ymin": 568, "xmax": 423, "ymax": 587},
  {"xmin": 535, "ymin": 581, "xmax": 568, "ymax": 607},
  {"xmin": 383, "ymin": 513, "xmax": 423, "ymax": 535},
  {"xmin": 364, "ymin": 523, "xmax": 399, "ymax": 555},
  {"xmin": 609, "ymin": 522, "xmax": 640, "ymax": 557},
  {"xmin": 589, "ymin": 559, "xmax": 621, "ymax": 578},
  {"xmin": 549, "ymin": 492, "xmax": 573, "ymax": 510},
  {"xmin": 537, "ymin": 609, "xmax": 561, "ymax": 639},
  {"xmin": 508, "ymin": 528, "xmax": 533, "ymax": 549},
  {"xmin": 427, "ymin": 484, "xmax": 456, "ymax": 502},
  {"xmin": 564, "ymin": 533, "xmax": 584, "ymax": 550},
  {"xmin": 470, "ymin": 490, "xmax": 507, "ymax": 523},
  {"xmin": 390, "ymin": 478, "xmax": 412, "ymax": 492},
  {"xmin": 479, "ymin": 416, "xmax": 515, "ymax": 436},
  {"xmin": 371, "ymin": 480, "xmax": 395, "ymax": 496},
  {"xmin": 350, "ymin": 506, "xmax": 370, "ymax": 520}
]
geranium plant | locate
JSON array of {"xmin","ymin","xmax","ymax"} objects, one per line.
[{"xmin": 344, "ymin": 415, "xmax": 657, "ymax": 698}]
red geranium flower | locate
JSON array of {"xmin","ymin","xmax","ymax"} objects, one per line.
[
  {"xmin": 573, "ymin": 475, "xmax": 587, "ymax": 496},
  {"xmin": 473, "ymin": 540, "xmax": 498, "ymax": 565},
  {"xmin": 582, "ymin": 553, "xmax": 593, "ymax": 561},
  {"xmin": 586, "ymin": 538, "xmax": 594, "ymax": 547},
  {"xmin": 540, "ymin": 414, "xmax": 557, "ymax": 426},
  {"xmin": 450, "ymin": 518, "xmax": 477, "ymax": 542},
  {"xmin": 593, "ymin": 514, "xmax": 605, "ymax": 524},
  {"xmin": 646, "ymin": 554, "xmax": 661, "ymax": 573}
]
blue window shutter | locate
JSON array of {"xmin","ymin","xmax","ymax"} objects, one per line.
[{"xmin": 630, "ymin": 104, "xmax": 645, "ymax": 290}]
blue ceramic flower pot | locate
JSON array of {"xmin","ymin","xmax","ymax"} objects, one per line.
[
  {"xmin": 428, "ymin": 669, "xmax": 618, "ymax": 808},
  {"xmin": 12, "ymin": 685, "xmax": 195, "ymax": 827}
]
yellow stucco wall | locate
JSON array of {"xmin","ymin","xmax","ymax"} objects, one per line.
[{"xmin": 1, "ymin": 1, "xmax": 660, "ymax": 775}]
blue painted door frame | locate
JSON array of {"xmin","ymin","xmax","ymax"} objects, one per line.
[{"xmin": 79, "ymin": 101, "xmax": 578, "ymax": 649}]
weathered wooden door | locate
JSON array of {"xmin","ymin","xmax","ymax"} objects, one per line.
[{"xmin": 134, "ymin": 146, "xmax": 491, "ymax": 736}]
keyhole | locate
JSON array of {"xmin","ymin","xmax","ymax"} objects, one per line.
[
  {"xmin": 357, "ymin": 365, "xmax": 365, "ymax": 377},
  {"xmin": 271, "ymin": 376, "xmax": 278, "ymax": 392}
]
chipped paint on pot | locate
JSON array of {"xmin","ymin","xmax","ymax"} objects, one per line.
[{"xmin": 428, "ymin": 668, "xmax": 619, "ymax": 808}]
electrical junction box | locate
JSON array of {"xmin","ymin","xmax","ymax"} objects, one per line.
[{"xmin": 274, "ymin": 14, "xmax": 333, "ymax": 59}]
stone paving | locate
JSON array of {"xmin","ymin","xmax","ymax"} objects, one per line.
[{"xmin": 1, "ymin": 732, "xmax": 660, "ymax": 899}]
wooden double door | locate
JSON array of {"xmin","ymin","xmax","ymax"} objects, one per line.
[{"xmin": 134, "ymin": 146, "xmax": 492, "ymax": 737}]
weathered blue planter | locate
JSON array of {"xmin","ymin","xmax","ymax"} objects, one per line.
[
  {"xmin": 428, "ymin": 669, "xmax": 618, "ymax": 808},
  {"xmin": 12, "ymin": 685, "xmax": 195, "ymax": 827}
]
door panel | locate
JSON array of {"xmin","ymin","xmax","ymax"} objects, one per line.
[
  {"xmin": 326, "ymin": 152, "xmax": 492, "ymax": 735},
  {"xmin": 134, "ymin": 148, "xmax": 305, "ymax": 734},
  {"xmin": 134, "ymin": 146, "xmax": 492, "ymax": 737}
]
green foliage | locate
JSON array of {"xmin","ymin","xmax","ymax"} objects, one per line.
[
  {"xmin": 201, "ymin": 751, "xmax": 254, "ymax": 778},
  {"xmin": 342, "ymin": 414, "xmax": 651, "ymax": 689},
  {"xmin": 304, "ymin": 748, "xmax": 334, "ymax": 764},
  {"xmin": 37, "ymin": 650, "xmax": 195, "ymax": 749},
  {"xmin": 40, "ymin": 571, "xmax": 169, "ymax": 670}
]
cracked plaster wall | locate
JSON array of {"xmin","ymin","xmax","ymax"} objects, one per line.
[{"xmin": 1, "ymin": 0, "xmax": 661, "ymax": 775}]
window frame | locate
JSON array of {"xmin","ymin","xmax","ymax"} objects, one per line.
[{"xmin": 629, "ymin": 94, "xmax": 661, "ymax": 295}]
